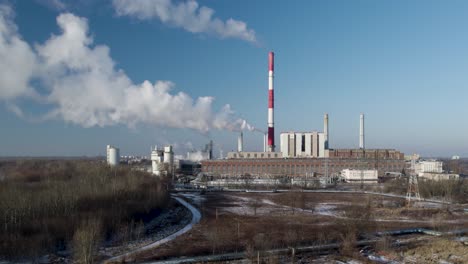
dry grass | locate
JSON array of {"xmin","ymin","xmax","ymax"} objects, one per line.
[{"xmin": 402, "ymin": 237, "xmax": 468, "ymax": 263}]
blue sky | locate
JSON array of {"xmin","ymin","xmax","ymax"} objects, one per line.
[{"xmin": 0, "ymin": 0, "xmax": 468, "ymax": 157}]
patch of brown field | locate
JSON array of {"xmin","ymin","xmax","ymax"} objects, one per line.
[{"xmin": 131, "ymin": 191, "xmax": 468, "ymax": 262}]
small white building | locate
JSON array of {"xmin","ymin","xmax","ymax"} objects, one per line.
[
  {"xmin": 106, "ymin": 145, "xmax": 120, "ymax": 166},
  {"xmin": 418, "ymin": 172, "xmax": 459, "ymax": 181},
  {"xmin": 414, "ymin": 160, "xmax": 443, "ymax": 175},
  {"xmin": 341, "ymin": 169, "xmax": 378, "ymax": 182}
]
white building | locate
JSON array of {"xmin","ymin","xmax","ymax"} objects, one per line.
[
  {"xmin": 151, "ymin": 145, "xmax": 174, "ymax": 176},
  {"xmin": 341, "ymin": 169, "xmax": 378, "ymax": 182},
  {"xmin": 418, "ymin": 172, "xmax": 459, "ymax": 181},
  {"xmin": 280, "ymin": 132, "xmax": 326, "ymax": 158},
  {"xmin": 106, "ymin": 145, "xmax": 120, "ymax": 166},
  {"xmin": 151, "ymin": 147, "xmax": 164, "ymax": 175},
  {"xmin": 414, "ymin": 160, "xmax": 443, "ymax": 175}
]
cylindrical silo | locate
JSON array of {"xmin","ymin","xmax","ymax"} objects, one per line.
[
  {"xmin": 108, "ymin": 146, "xmax": 120, "ymax": 166},
  {"xmin": 164, "ymin": 145, "xmax": 174, "ymax": 165}
]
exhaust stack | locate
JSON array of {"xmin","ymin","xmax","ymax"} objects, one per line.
[
  {"xmin": 324, "ymin": 113, "xmax": 329, "ymax": 149},
  {"xmin": 359, "ymin": 113, "xmax": 365, "ymax": 149},
  {"xmin": 238, "ymin": 132, "xmax": 243, "ymax": 152},
  {"xmin": 267, "ymin": 52, "xmax": 275, "ymax": 152}
]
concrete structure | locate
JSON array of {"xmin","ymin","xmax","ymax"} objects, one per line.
[
  {"xmin": 151, "ymin": 146, "xmax": 164, "ymax": 175},
  {"xmin": 238, "ymin": 132, "xmax": 243, "ymax": 152},
  {"xmin": 106, "ymin": 145, "xmax": 120, "ymax": 166},
  {"xmin": 280, "ymin": 132, "xmax": 326, "ymax": 158},
  {"xmin": 164, "ymin": 146, "xmax": 174, "ymax": 165},
  {"xmin": 151, "ymin": 145, "xmax": 174, "ymax": 176},
  {"xmin": 267, "ymin": 51, "xmax": 275, "ymax": 152},
  {"xmin": 414, "ymin": 160, "xmax": 443, "ymax": 175},
  {"xmin": 359, "ymin": 113, "xmax": 365, "ymax": 149},
  {"xmin": 324, "ymin": 113, "xmax": 329, "ymax": 149},
  {"xmin": 418, "ymin": 172, "xmax": 459, "ymax": 181},
  {"xmin": 341, "ymin": 169, "xmax": 378, "ymax": 182}
]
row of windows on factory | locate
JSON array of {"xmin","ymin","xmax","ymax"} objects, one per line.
[
  {"xmin": 232, "ymin": 153, "xmax": 280, "ymax": 158},
  {"xmin": 205, "ymin": 163, "xmax": 403, "ymax": 175}
]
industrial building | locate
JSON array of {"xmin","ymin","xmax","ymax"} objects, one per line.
[
  {"xmin": 341, "ymin": 169, "xmax": 378, "ymax": 182},
  {"xmin": 106, "ymin": 145, "xmax": 120, "ymax": 166},
  {"xmin": 412, "ymin": 159, "xmax": 460, "ymax": 181},
  {"xmin": 280, "ymin": 131, "xmax": 326, "ymax": 158},
  {"xmin": 151, "ymin": 145, "xmax": 174, "ymax": 176},
  {"xmin": 414, "ymin": 160, "xmax": 443, "ymax": 174},
  {"xmin": 201, "ymin": 52, "xmax": 406, "ymax": 180},
  {"xmin": 202, "ymin": 151, "xmax": 405, "ymax": 178}
]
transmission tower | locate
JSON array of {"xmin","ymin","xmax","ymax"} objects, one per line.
[{"xmin": 406, "ymin": 173, "xmax": 421, "ymax": 206}]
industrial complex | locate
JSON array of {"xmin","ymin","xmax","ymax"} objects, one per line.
[
  {"xmin": 104, "ymin": 52, "xmax": 460, "ymax": 185},
  {"xmin": 201, "ymin": 52, "xmax": 406, "ymax": 181}
]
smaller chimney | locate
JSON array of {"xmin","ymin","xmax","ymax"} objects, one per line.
[
  {"xmin": 263, "ymin": 133, "xmax": 267, "ymax": 152},
  {"xmin": 324, "ymin": 113, "xmax": 329, "ymax": 149},
  {"xmin": 238, "ymin": 132, "xmax": 243, "ymax": 152},
  {"xmin": 359, "ymin": 113, "xmax": 365, "ymax": 149}
]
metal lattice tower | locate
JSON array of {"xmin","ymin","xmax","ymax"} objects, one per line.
[{"xmin": 406, "ymin": 173, "xmax": 421, "ymax": 206}]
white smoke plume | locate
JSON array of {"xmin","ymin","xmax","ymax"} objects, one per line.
[
  {"xmin": 0, "ymin": 5, "xmax": 37, "ymax": 100},
  {"xmin": 112, "ymin": 0, "xmax": 256, "ymax": 43},
  {"xmin": 0, "ymin": 5, "xmax": 254, "ymax": 132},
  {"xmin": 240, "ymin": 119, "xmax": 264, "ymax": 133}
]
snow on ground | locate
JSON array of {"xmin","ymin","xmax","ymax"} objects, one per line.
[
  {"xmin": 179, "ymin": 192, "xmax": 206, "ymax": 206},
  {"xmin": 314, "ymin": 203, "xmax": 339, "ymax": 217},
  {"xmin": 105, "ymin": 195, "xmax": 201, "ymax": 263},
  {"xmin": 413, "ymin": 201, "xmax": 444, "ymax": 209}
]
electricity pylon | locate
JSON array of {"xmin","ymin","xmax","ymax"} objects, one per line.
[{"xmin": 406, "ymin": 173, "xmax": 421, "ymax": 206}]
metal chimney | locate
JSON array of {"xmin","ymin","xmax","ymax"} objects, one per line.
[
  {"xmin": 359, "ymin": 113, "xmax": 365, "ymax": 149},
  {"xmin": 324, "ymin": 113, "xmax": 329, "ymax": 149},
  {"xmin": 238, "ymin": 132, "xmax": 243, "ymax": 152}
]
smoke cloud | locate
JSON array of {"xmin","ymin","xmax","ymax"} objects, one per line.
[
  {"xmin": 112, "ymin": 0, "xmax": 256, "ymax": 43},
  {"xmin": 0, "ymin": 5, "xmax": 253, "ymax": 132}
]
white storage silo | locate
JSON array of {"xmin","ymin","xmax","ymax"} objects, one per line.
[
  {"xmin": 163, "ymin": 145, "xmax": 174, "ymax": 165},
  {"xmin": 107, "ymin": 145, "xmax": 120, "ymax": 166},
  {"xmin": 151, "ymin": 147, "xmax": 164, "ymax": 176}
]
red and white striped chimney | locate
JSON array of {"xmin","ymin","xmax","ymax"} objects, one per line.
[{"xmin": 267, "ymin": 51, "xmax": 275, "ymax": 152}]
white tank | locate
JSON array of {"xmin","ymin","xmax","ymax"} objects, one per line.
[
  {"xmin": 163, "ymin": 145, "xmax": 174, "ymax": 165},
  {"xmin": 107, "ymin": 146, "xmax": 120, "ymax": 166},
  {"xmin": 151, "ymin": 148, "xmax": 164, "ymax": 175}
]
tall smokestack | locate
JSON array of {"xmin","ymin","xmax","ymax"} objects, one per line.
[
  {"xmin": 267, "ymin": 51, "xmax": 275, "ymax": 152},
  {"xmin": 324, "ymin": 113, "xmax": 329, "ymax": 149},
  {"xmin": 238, "ymin": 132, "xmax": 243, "ymax": 152},
  {"xmin": 359, "ymin": 113, "xmax": 365, "ymax": 149}
]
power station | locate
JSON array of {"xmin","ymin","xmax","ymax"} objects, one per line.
[{"xmin": 201, "ymin": 52, "xmax": 405, "ymax": 178}]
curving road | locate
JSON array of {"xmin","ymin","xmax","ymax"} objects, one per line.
[{"xmin": 105, "ymin": 195, "xmax": 201, "ymax": 263}]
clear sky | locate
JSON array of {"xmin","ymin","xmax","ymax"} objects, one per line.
[{"xmin": 0, "ymin": 0, "xmax": 467, "ymax": 157}]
